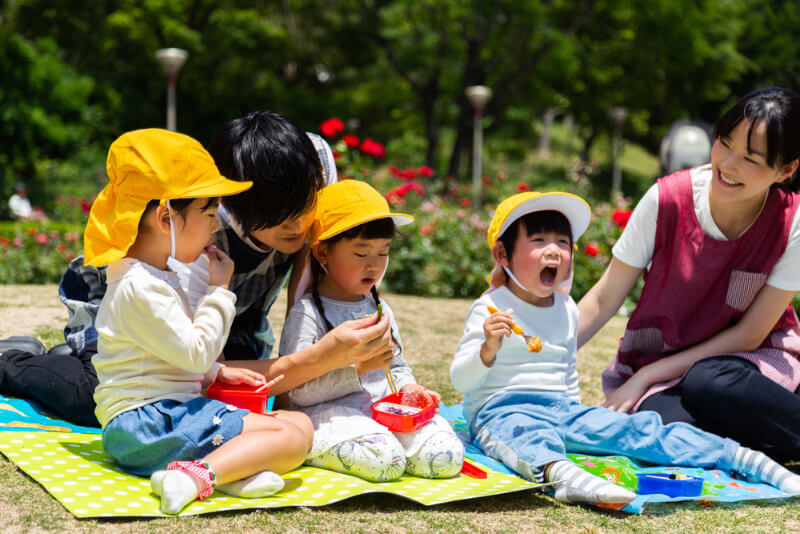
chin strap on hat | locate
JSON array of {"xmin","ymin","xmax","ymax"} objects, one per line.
[{"xmin": 165, "ymin": 199, "xmax": 177, "ymax": 260}]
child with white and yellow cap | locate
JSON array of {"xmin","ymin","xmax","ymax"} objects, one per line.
[
  {"xmin": 86, "ymin": 129, "xmax": 313, "ymax": 514},
  {"xmin": 278, "ymin": 179, "xmax": 465, "ymax": 482},
  {"xmin": 450, "ymin": 191, "xmax": 800, "ymax": 505}
]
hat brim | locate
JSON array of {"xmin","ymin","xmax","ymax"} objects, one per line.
[
  {"xmin": 496, "ymin": 192, "xmax": 591, "ymax": 243},
  {"xmin": 316, "ymin": 213, "xmax": 414, "ymax": 243}
]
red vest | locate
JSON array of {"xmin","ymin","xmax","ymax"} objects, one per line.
[{"xmin": 616, "ymin": 169, "xmax": 799, "ymax": 372}]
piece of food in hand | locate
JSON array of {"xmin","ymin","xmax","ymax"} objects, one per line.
[
  {"xmin": 377, "ymin": 302, "xmax": 383, "ymax": 320},
  {"xmin": 487, "ymin": 305, "xmax": 543, "ymax": 352},
  {"xmin": 527, "ymin": 337, "xmax": 543, "ymax": 352},
  {"xmin": 401, "ymin": 390, "xmax": 433, "ymax": 409}
]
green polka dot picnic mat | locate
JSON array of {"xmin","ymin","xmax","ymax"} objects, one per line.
[{"xmin": 0, "ymin": 431, "xmax": 540, "ymax": 517}]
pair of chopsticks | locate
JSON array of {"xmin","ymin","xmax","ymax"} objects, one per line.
[
  {"xmin": 383, "ymin": 366, "xmax": 398, "ymax": 395},
  {"xmin": 376, "ymin": 302, "xmax": 398, "ymax": 395}
]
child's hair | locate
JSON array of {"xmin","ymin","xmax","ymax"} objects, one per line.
[
  {"xmin": 713, "ymin": 87, "xmax": 800, "ymax": 192},
  {"xmin": 498, "ymin": 210, "xmax": 573, "ymax": 260},
  {"xmin": 208, "ymin": 111, "xmax": 323, "ymax": 231},
  {"xmin": 309, "ymin": 218, "xmax": 395, "ymax": 332},
  {"xmin": 136, "ymin": 198, "xmax": 217, "ymax": 233}
]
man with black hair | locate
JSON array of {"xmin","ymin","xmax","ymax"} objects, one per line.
[{"xmin": 0, "ymin": 111, "xmax": 392, "ymax": 427}]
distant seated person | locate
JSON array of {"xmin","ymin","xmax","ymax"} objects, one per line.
[{"xmin": 7, "ymin": 183, "xmax": 45, "ymax": 220}]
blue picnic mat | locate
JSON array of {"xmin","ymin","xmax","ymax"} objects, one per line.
[
  {"xmin": 439, "ymin": 403, "xmax": 800, "ymax": 514},
  {"xmin": 0, "ymin": 394, "xmax": 101, "ymax": 434}
]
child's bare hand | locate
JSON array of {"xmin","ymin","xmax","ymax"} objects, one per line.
[
  {"xmin": 206, "ymin": 244, "xmax": 234, "ymax": 289},
  {"xmin": 400, "ymin": 384, "xmax": 442, "ymax": 413},
  {"xmin": 482, "ymin": 308, "xmax": 514, "ymax": 361},
  {"xmin": 216, "ymin": 366, "xmax": 266, "ymax": 387}
]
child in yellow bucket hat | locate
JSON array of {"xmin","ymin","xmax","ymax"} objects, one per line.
[
  {"xmin": 450, "ymin": 190, "xmax": 800, "ymax": 505},
  {"xmin": 87, "ymin": 129, "xmax": 313, "ymax": 514},
  {"xmin": 279, "ymin": 179, "xmax": 465, "ymax": 482}
]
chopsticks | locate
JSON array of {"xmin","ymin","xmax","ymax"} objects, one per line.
[{"xmin": 383, "ymin": 366, "xmax": 398, "ymax": 395}]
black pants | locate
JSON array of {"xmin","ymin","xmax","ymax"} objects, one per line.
[
  {"xmin": 0, "ymin": 342, "xmax": 100, "ymax": 427},
  {"xmin": 639, "ymin": 356, "xmax": 800, "ymax": 461}
]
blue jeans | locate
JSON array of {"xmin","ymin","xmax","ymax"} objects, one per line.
[{"xmin": 471, "ymin": 390, "xmax": 739, "ymax": 482}]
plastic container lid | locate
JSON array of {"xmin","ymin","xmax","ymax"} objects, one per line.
[
  {"xmin": 636, "ymin": 473, "xmax": 703, "ymax": 497},
  {"xmin": 206, "ymin": 382, "xmax": 271, "ymax": 415},
  {"xmin": 371, "ymin": 392, "xmax": 436, "ymax": 433}
]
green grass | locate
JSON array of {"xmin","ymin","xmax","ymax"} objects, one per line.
[{"xmin": 1, "ymin": 286, "xmax": 798, "ymax": 532}]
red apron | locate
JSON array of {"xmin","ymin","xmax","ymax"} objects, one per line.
[{"xmin": 602, "ymin": 169, "xmax": 800, "ymax": 410}]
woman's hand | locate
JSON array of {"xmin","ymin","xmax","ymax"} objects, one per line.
[
  {"xmin": 602, "ymin": 370, "xmax": 651, "ymax": 413},
  {"xmin": 216, "ymin": 366, "xmax": 266, "ymax": 387}
]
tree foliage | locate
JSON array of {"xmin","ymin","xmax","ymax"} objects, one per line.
[{"xmin": 0, "ymin": 0, "xmax": 796, "ymax": 202}]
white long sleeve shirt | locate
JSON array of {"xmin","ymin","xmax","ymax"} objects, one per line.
[
  {"xmin": 93, "ymin": 258, "xmax": 234, "ymax": 428},
  {"xmin": 450, "ymin": 285, "xmax": 580, "ymax": 425}
]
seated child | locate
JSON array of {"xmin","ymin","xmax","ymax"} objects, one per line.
[
  {"xmin": 450, "ymin": 191, "xmax": 800, "ymax": 504},
  {"xmin": 87, "ymin": 129, "xmax": 313, "ymax": 514},
  {"xmin": 279, "ymin": 180, "xmax": 465, "ymax": 482}
]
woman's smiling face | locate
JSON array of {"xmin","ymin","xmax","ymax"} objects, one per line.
[{"xmin": 710, "ymin": 119, "xmax": 792, "ymax": 206}]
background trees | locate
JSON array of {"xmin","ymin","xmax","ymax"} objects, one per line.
[{"xmin": 0, "ymin": 0, "xmax": 795, "ymax": 207}]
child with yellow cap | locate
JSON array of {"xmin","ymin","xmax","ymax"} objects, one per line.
[
  {"xmin": 278, "ymin": 179, "xmax": 465, "ymax": 482},
  {"xmin": 450, "ymin": 191, "xmax": 800, "ymax": 505},
  {"xmin": 86, "ymin": 129, "xmax": 313, "ymax": 514}
]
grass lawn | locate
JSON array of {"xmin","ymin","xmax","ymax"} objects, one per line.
[{"xmin": 0, "ymin": 285, "xmax": 798, "ymax": 533}]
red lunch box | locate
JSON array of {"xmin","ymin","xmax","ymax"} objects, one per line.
[
  {"xmin": 371, "ymin": 392, "xmax": 436, "ymax": 433},
  {"xmin": 206, "ymin": 382, "xmax": 271, "ymax": 414}
]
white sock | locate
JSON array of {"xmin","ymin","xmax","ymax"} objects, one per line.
[
  {"xmin": 732, "ymin": 447, "xmax": 800, "ymax": 493},
  {"xmin": 216, "ymin": 470, "xmax": 285, "ymax": 498},
  {"xmin": 548, "ymin": 460, "xmax": 637, "ymax": 504},
  {"xmin": 151, "ymin": 470, "xmax": 201, "ymax": 514}
]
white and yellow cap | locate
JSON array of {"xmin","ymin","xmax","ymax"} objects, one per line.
[{"xmin": 487, "ymin": 191, "xmax": 591, "ymax": 289}]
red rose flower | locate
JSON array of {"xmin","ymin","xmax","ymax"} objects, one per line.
[
  {"xmin": 612, "ymin": 208, "xmax": 632, "ymax": 228},
  {"xmin": 417, "ymin": 166, "xmax": 435, "ymax": 177},
  {"xmin": 57, "ymin": 243, "xmax": 68, "ymax": 253},
  {"xmin": 36, "ymin": 233, "xmax": 49, "ymax": 245},
  {"xmin": 585, "ymin": 243, "xmax": 599, "ymax": 257},
  {"xmin": 359, "ymin": 138, "xmax": 385, "ymax": 158},
  {"xmin": 460, "ymin": 197, "xmax": 471, "ymax": 206},
  {"xmin": 342, "ymin": 134, "xmax": 360, "ymax": 149},
  {"xmin": 481, "ymin": 176, "xmax": 490, "ymax": 186},
  {"xmin": 0, "ymin": 236, "xmax": 9, "ymax": 246},
  {"xmin": 80, "ymin": 199, "xmax": 92, "ymax": 214},
  {"xmin": 516, "ymin": 183, "xmax": 530, "ymax": 192},
  {"xmin": 319, "ymin": 118, "xmax": 345, "ymax": 139},
  {"xmin": 420, "ymin": 222, "xmax": 435, "ymax": 236}
]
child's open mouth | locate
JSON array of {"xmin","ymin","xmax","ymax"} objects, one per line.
[{"xmin": 540, "ymin": 267, "xmax": 557, "ymax": 286}]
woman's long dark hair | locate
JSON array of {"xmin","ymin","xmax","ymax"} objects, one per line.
[{"xmin": 713, "ymin": 87, "xmax": 800, "ymax": 192}]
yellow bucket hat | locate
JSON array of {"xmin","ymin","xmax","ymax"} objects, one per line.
[
  {"xmin": 83, "ymin": 129, "xmax": 253, "ymax": 267},
  {"xmin": 310, "ymin": 179, "xmax": 414, "ymax": 244},
  {"xmin": 487, "ymin": 191, "xmax": 591, "ymax": 289}
]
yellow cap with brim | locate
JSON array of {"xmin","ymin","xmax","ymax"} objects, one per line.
[
  {"xmin": 310, "ymin": 179, "xmax": 414, "ymax": 244},
  {"xmin": 487, "ymin": 191, "xmax": 591, "ymax": 288},
  {"xmin": 83, "ymin": 129, "xmax": 253, "ymax": 267}
]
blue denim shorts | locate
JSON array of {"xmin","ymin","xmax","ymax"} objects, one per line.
[{"xmin": 102, "ymin": 397, "xmax": 248, "ymax": 476}]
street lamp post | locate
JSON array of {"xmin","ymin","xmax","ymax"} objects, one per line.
[
  {"xmin": 465, "ymin": 85, "xmax": 493, "ymax": 206},
  {"xmin": 608, "ymin": 106, "xmax": 627, "ymax": 200},
  {"xmin": 155, "ymin": 48, "xmax": 189, "ymax": 132}
]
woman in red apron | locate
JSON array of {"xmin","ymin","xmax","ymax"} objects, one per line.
[{"xmin": 578, "ymin": 87, "xmax": 800, "ymax": 461}]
